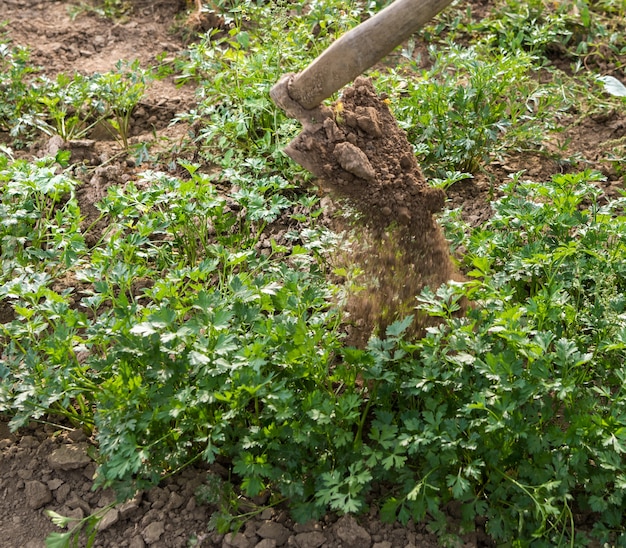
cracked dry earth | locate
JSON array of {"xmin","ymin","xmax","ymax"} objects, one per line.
[{"xmin": 1, "ymin": 0, "xmax": 625, "ymax": 546}]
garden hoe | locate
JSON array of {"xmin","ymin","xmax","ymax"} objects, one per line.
[
  {"xmin": 271, "ymin": 0, "xmax": 459, "ymax": 343},
  {"xmin": 270, "ymin": 0, "xmax": 454, "ymax": 229}
]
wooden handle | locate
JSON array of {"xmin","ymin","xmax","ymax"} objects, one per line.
[{"xmin": 286, "ymin": 0, "xmax": 454, "ymax": 109}]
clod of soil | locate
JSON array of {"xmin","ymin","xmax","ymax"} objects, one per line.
[
  {"xmin": 272, "ymin": 76, "xmax": 446, "ymax": 232},
  {"xmin": 273, "ymin": 75, "xmax": 458, "ymax": 342}
]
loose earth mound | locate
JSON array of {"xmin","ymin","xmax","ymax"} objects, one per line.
[{"xmin": 273, "ymin": 75, "xmax": 458, "ymax": 340}]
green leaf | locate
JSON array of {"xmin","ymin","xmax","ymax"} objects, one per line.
[
  {"xmin": 54, "ymin": 149, "xmax": 71, "ymax": 167},
  {"xmin": 386, "ymin": 315, "xmax": 414, "ymax": 338},
  {"xmin": 589, "ymin": 495, "xmax": 608, "ymax": 512},
  {"xmin": 45, "ymin": 532, "xmax": 73, "ymax": 548},
  {"xmin": 381, "ymin": 453, "xmax": 407, "ymax": 471},
  {"xmin": 241, "ymin": 475, "xmax": 264, "ymax": 497},
  {"xmin": 446, "ymin": 472, "xmax": 471, "ymax": 499},
  {"xmin": 189, "ymin": 350, "xmax": 211, "ymax": 368},
  {"xmin": 380, "ymin": 497, "xmax": 401, "ymax": 523},
  {"xmin": 129, "ymin": 322, "xmax": 158, "ymax": 336},
  {"xmin": 45, "ymin": 510, "xmax": 78, "ymax": 528}
]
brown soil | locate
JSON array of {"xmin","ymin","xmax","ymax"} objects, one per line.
[
  {"xmin": 1, "ymin": 0, "xmax": 625, "ymax": 546},
  {"xmin": 273, "ymin": 76, "xmax": 446, "ymax": 227},
  {"xmin": 284, "ymin": 76, "xmax": 460, "ymax": 343}
]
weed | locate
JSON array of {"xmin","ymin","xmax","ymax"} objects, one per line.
[
  {"xmin": 69, "ymin": 0, "xmax": 131, "ymax": 20},
  {"xmin": 36, "ymin": 73, "xmax": 109, "ymax": 141},
  {"xmin": 90, "ymin": 60, "xmax": 151, "ymax": 150},
  {"xmin": 380, "ymin": 45, "xmax": 565, "ymax": 175},
  {"xmin": 0, "ymin": 39, "xmax": 42, "ymax": 141}
]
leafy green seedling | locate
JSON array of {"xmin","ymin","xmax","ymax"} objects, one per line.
[
  {"xmin": 0, "ymin": 39, "xmax": 43, "ymax": 140},
  {"xmin": 37, "ymin": 73, "xmax": 109, "ymax": 141},
  {"xmin": 90, "ymin": 60, "xmax": 151, "ymax": 150}
]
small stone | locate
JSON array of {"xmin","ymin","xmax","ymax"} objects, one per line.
[
  {"xmin": 45, "ymin": 135, "xmax": 66, "ymax": 156},
  {"xmin": 146, "ymin": 486, "xmax": 165, "ymax": 504},
  {"xmin": 256, "ymin": 522, "xmax": 289, "ymax": 545},
  {"xmin": 97, "ymin": 488, "xmax": 116, "ymax": 507},
  {"xmin": 83, "ymin": 462, "xmax": 97, "ymax": 480},
  {"xmin": 323, "ymin": 118, "xmax": 345, "ymax": 142},
  {"xmin": 18, "ymin": 469, "xmax": 34, "ymax": 480},
  {"xmin": 48, "ymin": 443, "xmax": 92, "ymax": 470},
  {"xmin": 293, "ymin": 531, "xmax": 326, "ymax": 548},
  {"xmin": 47, "ymin": 478, "xmax": 64, "ymax": 491},
  {"xmin": 333, "ymin": 141, "xmax": 376, "ymax": 181},
  {"xmin": 399, "ymin": 154, "xmax": 414, "ymax": 170},
  {"xmin": 25, "ymin": 480, "xmax": 52, "ymax": 509},
  {"xmin": 0, "ymin": 439, "xmax": 13, "ymax": 450},
  {"xmin": 390, "ymin": 528, "xmax": 407, "ymax": 545},
  {"xmin": 55, "ymin": 483, "xmax": 71, "ymax": 504},
  {"xmin": 185, "ymin": 496, "xmax": 196, "ymax": 512},
  {"xmin": 292, "ymin": 521, "xmax": 321, "ymax": 534},
  {"xmin": 223, "ymin": 532, "xmax": 254, "ymax": 548},
  {"xmin": 140, "ymin": 508, "xmax": 165, "ymax": 528},
  {"xmin": 118, "ymin": 493, "xmax": 143, "ymax": 519},
  {"xmin": 373, "ymin": 542, "xmax": 392, "ymax": 548},
  {"xmin": 333, "ymin": 515, "xmax": 371, "ymax": 548},
  {"xmin": 67, "ymin": 429, "xmax": 88, "ymax": 443},
  {"xmin": 242, "ymin": 520, "xmax": 259, "ymax": 539},
  {"xmin": 20, "ymin": 435, "xmax": 39, "ymax": 449},
  {"xmin": 150, "ymin": 498, "xmax": 165, "ymax": 510},
  {"xmin": 255, "ymin": 540, "xmax": 277, "ymax": 548},
  {"xmin": 141, "ymin": 521, "xmax": 165, "ymax": 544},
  {"xmin": 355, "ymin": 106, "xmax": 382, "ymax": 137},
  {"xmin": 62, "ymin": 507, "xmax": 85, "ymax": 523},
  {"xmin": 96, "ymin": 508, "xmax": 120, "ymax": 531},
  {"xmin": 129, "ymin": 535, "xmax": 146, "ymax": 548},
  {"xmin": 165, "ymin": 490, "xmax": 185, "ymax": 510},
  {"xmin": 67, "ymin": 496, "xmax": 91, "ymax": 514}
]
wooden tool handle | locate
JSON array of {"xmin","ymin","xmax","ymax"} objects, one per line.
[{"xmin": 287, "ymin": 0, "xmax": 454, "ymax": 109}]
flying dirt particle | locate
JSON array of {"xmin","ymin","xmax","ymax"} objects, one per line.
[
  {"xmin": 397, "ymin": 206, "xmax": 411, "ymax": 224},
  {"xmin": 333, "ymin": 141, "xmax": 376, "ymax": 181}
]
